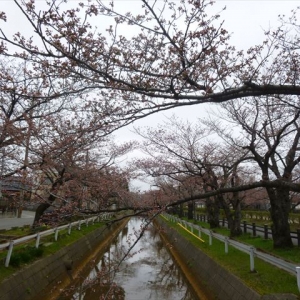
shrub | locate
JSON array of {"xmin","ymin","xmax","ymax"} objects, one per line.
[
  {"xmin": 9, "ymin": 254, "xmax": 21, "ymax": 267},
  {"xmin": 8, "ymin": 246, "xmax": 44, "ymax": 267},
  {"xmin": 19, "ymin": 252, "xmax": 31, "ymax": 263}
]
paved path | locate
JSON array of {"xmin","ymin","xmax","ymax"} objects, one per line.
[{"xmin": 0, "ymin": 210, "xmax": 35, "ymax": 230}]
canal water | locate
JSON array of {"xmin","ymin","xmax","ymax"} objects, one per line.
[{"xmin": 59, "ymin": 218, "xmax": 200, "ymax": 300}]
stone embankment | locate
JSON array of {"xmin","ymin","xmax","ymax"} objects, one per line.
[
  {"xmin": 0, "ymin": 218, "xmax": 128, "ymax": 300},
  {"xmin": 155, "ymin": 217, "xmax": 298, "ymax": 300}
]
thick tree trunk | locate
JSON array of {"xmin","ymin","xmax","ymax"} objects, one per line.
[
  {"xmin": 266, "ymin": 187, "xmax": 293, "ymax": 248},
  {"xmin": 229, "ymin": 196, "xmax": 242, "ymax": 237},
  {"xmin": 206, "ymin": 197, "xmax": 220, "ymax": 228},
  {"xmin": 178, "ymin": 203, "xmax": 184, "ymax": 218},
  {"xmin": 33, "ymin": 175, "xmax": 64, "ymax": 226},
  {"xmin": 228, "ymin": 210, "xmax": 242, "ymax": 237},
  {"xmin": 33, "ymin": 202, "xmax": 50, "ymax": 226},
  {"xmin": 17, "ymin": 206, "xmax": 23, "ymax": 218},
  {"xmin": 230, "ymin": 220, "xmax": 242, "ymax": 237},
  {"xmin": 219, "ymin": 195, "xmax": 242, "ymax": 237},
  {"xmin": 187, "ymin": 201, "xmax": 194, "ymax": 220}
]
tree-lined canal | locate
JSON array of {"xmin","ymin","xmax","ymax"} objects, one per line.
[{"xmin": 59, "ymin": 218, "xmax": 203, "ymax": 300}]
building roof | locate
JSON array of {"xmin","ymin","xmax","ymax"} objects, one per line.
[{"xmin": 0, "ymin": 177, "xmax": 31, "ymax": 192}]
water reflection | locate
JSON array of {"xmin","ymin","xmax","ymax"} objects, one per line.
[{"xmin": 62, "ymin": 218, "xmax": 197, "ymax": 300}]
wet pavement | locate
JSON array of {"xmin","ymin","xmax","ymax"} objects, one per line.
[{"xmin": 0, "ymin": 210, "xmax": 35, "ymax": 230}]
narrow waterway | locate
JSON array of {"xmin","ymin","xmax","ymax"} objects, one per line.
[{"xmin": 59, "ymin": 218, "xmax": 200, "ymax": 300}]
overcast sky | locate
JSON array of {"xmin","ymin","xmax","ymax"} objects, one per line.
[
  {"xmin": 112, "ymin": 0, "xmax": 299, "ymax": 191},
  {"xmin": 1, "ymin": 0, "xmax": 298, "ymax": 191}
]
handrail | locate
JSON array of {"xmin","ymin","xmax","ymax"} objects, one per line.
[
  {"xmin": 164, "ymin": 214, "xmax": 300, "ymax": 292},
  {"xmin": 0, "ymin": 213, "xmax": 112, "ymax": 267}
]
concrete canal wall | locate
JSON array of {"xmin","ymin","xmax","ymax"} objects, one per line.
[
  {"xmin": 0, "ymin": 218, "xmax": 128, "ymax": 300},
  {"xmin": 155, "ymin": 218, "xmax": 262, "ymax": 300}
]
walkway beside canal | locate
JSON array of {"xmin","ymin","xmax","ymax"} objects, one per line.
[{"xmin": 0, "ymin": 210, "xmax": 34, "ymax": 230}]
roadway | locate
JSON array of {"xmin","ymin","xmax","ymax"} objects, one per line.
[{"xmin": 0, "ymin": 210, "xmax": 35, "ymax": 230}]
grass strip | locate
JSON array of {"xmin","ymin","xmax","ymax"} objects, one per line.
[
  {"xmin": 181, "ymin": 216, "xmax": 300, "ymax": 264},
  {"xmin": 0, "ymin": 221, "xmax": 106, "ymax": 284},
  {"xmin": 161, "ymin": 216, "xmax": 300, "ymax": 296}
]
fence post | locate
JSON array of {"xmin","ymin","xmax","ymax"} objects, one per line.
[
  {"xmin": 264, "ymin": 224, "xmax": 268, "ymax": 240},
  {"xmin": 68, "ymin": 223, "xmax": 72, "ymax": 235},
  {"xmin": 296, "ymin": 267, "xmax": 300, "ymax": 292},
  {"xmin": 250, "ymin": 246, "xmax": 255, "ymax": 272},
  {"xmin": 225, "ymin": 237, "xmax": 229, "ymax": 254},
  {"xmin": 5, "ymin": 240, "xmax": 14, "ymax": 267},
  {"xmin": 198, "ymin": 226, "xmax": 202, "ymax": 238},
  {"xmin": 54, "ymin": 228, "xmax": 59, "ymax": 241},
  {"xmin": 78, "ymin": 220, "xmax": 81, "ymax": 230},
  {"xmin": 252, "ymin": 223, "xmax": 256, "ymax": 236},
  {"xmin": 36, "ymin": 232, "xmax": 41, "ymax": 248},
  {"xmin": 86, "ymin": 219, "xmax": 88, "ymax": 227},
  {"xmin": 243, "ymin": 221, "xmax": 247, "ymax": 233},
  {"xmin": 297, "ymin": 229, "xmax": 300, "ymax": 247}
]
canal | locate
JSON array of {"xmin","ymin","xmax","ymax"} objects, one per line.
[{"xmin": 58, "ymin": 218, "xmax": 201, "ymax": 300}]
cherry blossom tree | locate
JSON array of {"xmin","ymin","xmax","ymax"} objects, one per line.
[
  {"xmin": 0, "ymin": 53, "xmax": 137, "ymax": 222},
  {"xmin": 27, "ymin": 113, "xmax": 134, "ymax": 224},
  {"xmin": 0, "ymin": 0, "xmax": 300, "ymax": 247},
  {"xmin": 134, "ymin": 117, "xmax": 251, "ymax": 236},
  {"xmin": 0, "ymin": 59, "xmax": 72, "ymax": 172},
  {"xmin": 208, "ymin": 95, "xmax": 300, "ymax": 247},
  {"xmin": 0, "ymin": 0, "xmax": 299, "ymax": 124}
]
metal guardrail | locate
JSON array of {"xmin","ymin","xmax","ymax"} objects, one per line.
[
  {"xmin": 0, "ymin": 213, "xmax": 112, "ymax": 267},
  {"xmin": 193, "ymin": 213, "xmax": 300, "ymax": 247},
  {"xmin": 163, "ymin": 214, "xmax": 300, "ymax": 292}
]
